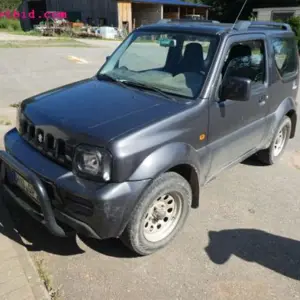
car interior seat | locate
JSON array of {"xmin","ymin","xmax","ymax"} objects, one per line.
[
  {"xmin": 175, "ymin": 43, "xmax": 205, "ymax": 75},
  {"xmin": 222, "ymin": 44, "xmax": 252, "ymax": 76}
]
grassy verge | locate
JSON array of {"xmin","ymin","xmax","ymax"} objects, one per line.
[
  {"xmin": 0, "ymin": 118, "xmax": 12, "ymax": 126},
  {"xmin": 0, "ymin": 18, "xmax": 22, "ymax": 31},
  {"xmin": 10, "ymin": 102, "xmax": 21, "ymax": 108},
  {"xmin": 0, "ymin": 38, "xmax": 92, "ymax": 48},
  {"xmin": 35, "ymin": 257, "xmax": 63, "ymax": 300}
]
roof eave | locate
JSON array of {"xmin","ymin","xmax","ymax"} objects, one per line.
[{"xmin": 127, "ymin": 0, "xmax": 211, "ymax": 8}]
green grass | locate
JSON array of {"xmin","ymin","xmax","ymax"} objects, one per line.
[
  {"xmin": 0, "ymin": 18, "xmax": 22, "ymax": 31},
  {"xmin": 9, "ymin": 102, "xmax": 21, "ymax": 108},
  {"xmin": 0, "ymin": 119, "xmax": 12, "ymax": 126},
  {"xmin": 0, "ymin": 28, "xmax": 43, "ymax": 36},
  {"xmin": 0, "ymin": 38, "xmax": 93, "ymax": 48},
  {"xmin": 35, "ymin": 258, "xmax": 63, "ymax": 300}
]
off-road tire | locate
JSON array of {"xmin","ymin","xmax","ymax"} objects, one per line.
[
  {"xmin": 257, "ymin": 116, "xmax": 292, "ymax": 165},
  {"xmin": 121, "ymin": 172, "xmax": 192, "ymax": 256}
]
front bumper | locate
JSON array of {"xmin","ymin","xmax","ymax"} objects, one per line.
[{"xmin": 0, "ymin": 129, "xmax": 150, "ymax": 239}]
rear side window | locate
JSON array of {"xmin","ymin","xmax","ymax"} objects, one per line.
[{"xmin": 271, "ymin": 37, "xmax": 298, "ymax": 79}]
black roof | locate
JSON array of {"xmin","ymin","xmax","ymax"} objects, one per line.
[{"xmin": 136, "ymin": 20, "xmax": 294, "ymax": 36}]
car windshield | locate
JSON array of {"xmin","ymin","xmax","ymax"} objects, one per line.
[{"xmin": 98, "ymin": 30, "xmax": 219, "ymax": 99}]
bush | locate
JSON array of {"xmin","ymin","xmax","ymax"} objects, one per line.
[
  {"xmin": 287, "ymin": 16, "xmax": 300, "ymax": 49},
  {"xmin": 0, "ymin": 18, "xmax": 22, "ymax": 31},
  {"xmin": 275, "ymin": 16, "xmax": 300, "ymax": 52},
  {"xmin": 0, "ymin": 1, "xmax": 22, "ymax": 11}
]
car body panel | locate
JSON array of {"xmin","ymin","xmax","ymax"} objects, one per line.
[{"xmin": 0, "ymin": 21, "xmax": 298, "ymax": 240}]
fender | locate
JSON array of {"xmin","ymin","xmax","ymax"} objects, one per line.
[
  {"xmin": 129, "ymin": 142, "xmax": 201, "ymax": 181},
  {"xmin": 128, "ymin": 142, "xmax": 202, "ymax": 208},
  {"xmin": 264, "ymin": 97, "xmax": 297, "ymax": 149}
]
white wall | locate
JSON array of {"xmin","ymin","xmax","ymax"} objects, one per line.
[
  {"xmin": 256, "ymin": 10, "xmax": 271, "ymax": 21},
  {"xmin": 254, "ymin": 7, "xmax": 300, "ymax": 21}
]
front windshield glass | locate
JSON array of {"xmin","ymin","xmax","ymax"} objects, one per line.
[{"xmin": 98, "ymin": 30, "xmax": 219, "ymax": 99}]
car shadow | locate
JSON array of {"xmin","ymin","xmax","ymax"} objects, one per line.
[
  {"xmin": 205, "ymin": 229, "xmax": 300, "ymax": 281},
  {"xmin": 1, "ymin": 196, "xmax": 137, "ymax": 259},
  {"xmin": 241, "ymin": 155, "xmax": 267, "ymax": 167}
]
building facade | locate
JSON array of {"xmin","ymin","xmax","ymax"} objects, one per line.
[
  {"xmin": 20, "ymin": 0, "xmax": 209, "ymax": 32},
  {"xmin": 253, "ymin": 6, "xmax": 300, "ymax": 22}
]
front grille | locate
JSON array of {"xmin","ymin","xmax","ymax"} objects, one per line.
[{"xmin": 20, "ymin": 118, "xmax": 72, "ymax": 168}]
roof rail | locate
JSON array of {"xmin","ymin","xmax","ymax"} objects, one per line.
[{"xmin": 234, "ymin": 20, "xmax": 292, "ymax": 31}]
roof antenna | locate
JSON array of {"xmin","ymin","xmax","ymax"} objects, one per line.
[{"xmin": 231, "ymin": 0, "xmax": 249, "ymax": 31}]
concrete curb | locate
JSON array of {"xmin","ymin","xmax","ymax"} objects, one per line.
[
  {"xmin": 0, "ymin": 118, "xmax": 50, "ymax": 299},
  {"xmin": 0, "ymin": 197, "xmax": 51, "ymax": 300}
]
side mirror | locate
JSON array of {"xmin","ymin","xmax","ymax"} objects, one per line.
[{"xmin": 220, "ymin": 76, "xmax": 251, "ymax": 102}]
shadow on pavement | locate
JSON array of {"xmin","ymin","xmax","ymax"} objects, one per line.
[
  {"xmin": 205, "ymin": 229, "xmax": 300, "ymax": 281},
  {"xmin": 241, "ymin": 155, "xmax": 267, "ymax": 167},
  {"xmin": 1, "ymin": 195, "xmax": 136, "ymax": 259}
]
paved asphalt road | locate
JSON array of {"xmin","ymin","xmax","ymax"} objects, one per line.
[
  {"xmin": 1, "ymin": 43, "xmax": 300, "ymax": 300},
  {"xmin": 0, "ymin": 42, "xmax": 117, "ymax": 107}
]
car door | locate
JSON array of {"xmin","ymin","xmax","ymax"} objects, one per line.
[{"xmin": 207, "ymin": 34, "xmax": 270, "ymax": 178}]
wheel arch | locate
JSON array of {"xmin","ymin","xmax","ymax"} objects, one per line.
[
  {"xmin": 167, "ymin": 164, "xmax": 200, "ymax": 209},
  {"xmin": 265, "ymin": 97, "xmax": 297, "ymax": 148},
  {"xmin": 286, "ymin": 109, "xmax": 297, "ymax": 138},
  {"xmin": 128, "ymin": 142, "xmax": 202, "ymax": 209}
]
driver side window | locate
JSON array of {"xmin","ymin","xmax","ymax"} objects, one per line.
[
  {"xmin": 216, "ymin": 39, "xmax": 266, "ymax": 99},
  {"xmin": 222, "ymin": 40, "xmax": 266, "ymax": 84}
]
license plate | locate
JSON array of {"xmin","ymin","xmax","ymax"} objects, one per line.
[{"xmin": 15, "ymin": 173, "xmax": 39, "ymax": 203}]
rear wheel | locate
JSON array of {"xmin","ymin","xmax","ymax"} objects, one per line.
[
  {"xmin": 257, "ymin": 116, "xmax": 291, "ymax": 165},
  {"xmin": 121, "ymin": 172, "xmax": 192, "ymax": 256}
]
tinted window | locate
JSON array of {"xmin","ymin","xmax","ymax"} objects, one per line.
[
  {"xmin": 223, "ymin": 40, "xmax": 266, "ymax": 85},
  {"xmin": 271, "ymin": 37, "xmax": 298, "ymax": 79}
]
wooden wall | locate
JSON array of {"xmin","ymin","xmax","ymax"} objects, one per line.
[
  {"xmin": 132, "ymin": 3, "xmax": 162, "ymax": 29},
  {"xmin": 117, "ymin": 1, "xmax": 132, "ymax": 32}
]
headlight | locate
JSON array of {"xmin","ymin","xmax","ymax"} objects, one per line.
[{"xmin": 73, "ymin": 145, "xmax": 112, "ymax": 182}]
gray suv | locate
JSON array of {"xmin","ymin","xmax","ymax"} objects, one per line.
[{"xmin": 0, "ymin": 20, "xmax": 298, "ymax": 256}]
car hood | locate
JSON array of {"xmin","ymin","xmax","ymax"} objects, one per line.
[{"xmin": 21, "ymin": 77, "xmax": 185, "ymax": 144}]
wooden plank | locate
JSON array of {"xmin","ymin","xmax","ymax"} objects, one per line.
[{"xmin": 117, "ymin": 1, "xmax": 132, "ymax": 32}]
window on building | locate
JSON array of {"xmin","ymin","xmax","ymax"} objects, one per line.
[
  {"xmin": 271, "ymin": 12, "xmax": 295, "ymax": 22},
  {"xmin": 271, "ymin": 37, "xmax": 298, "ymax": 79}
]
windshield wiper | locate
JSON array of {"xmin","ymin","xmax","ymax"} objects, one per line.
[
  {"xmin": 97, "ymin": 75, "xmax": 177, "ymax": 101},
  {"xmin": 118, "ymin": 79, "xmax": 176, "ymax": 101},
  {"xmin": 97, "ymin": 73, "xmax": 128, "ymax": 88}
]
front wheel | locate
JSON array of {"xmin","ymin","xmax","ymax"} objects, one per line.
[
  {"xmin": 257, "ymin": 116, "xmax": 292, "ymax": 165},
  {"xmin": 121, "ymin": 172, "xmax": 192, "ymax": 256}
]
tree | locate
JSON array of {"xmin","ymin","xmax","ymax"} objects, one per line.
[
  {"xmin": 0, "ymin": 0, "xmax": 22, "ymax": 10},
  {"xmin": 186, "ymin": 0, "xmax": 299, "ymax": 22}
]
